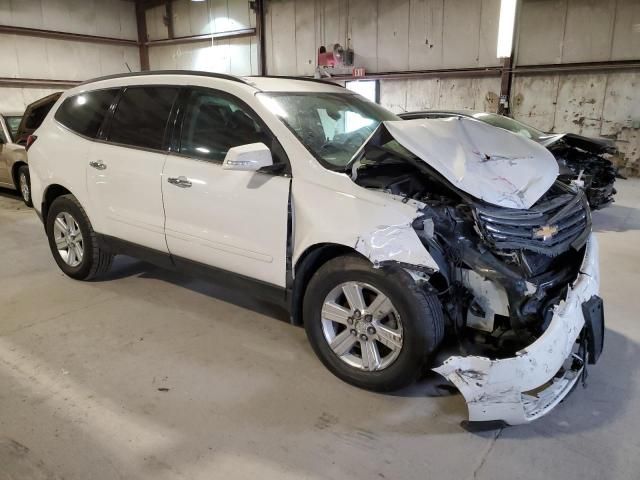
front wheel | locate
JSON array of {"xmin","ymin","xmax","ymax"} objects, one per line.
[
  {"xmin": 17, "ymin": 165, "xmax": 33, "ymax": 207},
  {"xmin": 45, "ymin": 194, "xmax": 113, "ymax": 280},
  {"xmin": 303, "ymin": 254, "xmax": 445, "ymax": 392}
]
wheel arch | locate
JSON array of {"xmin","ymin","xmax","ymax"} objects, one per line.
[
  {"xmin": 11, "ymin": 161, "xmax": 28, "ymax": 189},
  {"xmin": 41, "ymin": 184, "xmax": 73, "ymax": 229},
  {"xmin": 290, "ymin": 243, "xmax": 367, "ymax": 326}
]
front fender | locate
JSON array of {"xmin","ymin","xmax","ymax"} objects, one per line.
[{"xmin": 292, "ymin": 176, "xmax": 438, "ymax": 272}]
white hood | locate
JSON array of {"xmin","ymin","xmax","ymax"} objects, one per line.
[{"xmin": 384, "ymin": 117, "xmax": 559, "ymax": 209}]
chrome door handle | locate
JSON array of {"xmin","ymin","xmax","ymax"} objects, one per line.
[
  {"xmin": 89, "ymin": 160, "xmax": 107, "ymax": 170},
  {"xmin": 167, "ymin": 176, "xmax": 192, "ymax": 188}
]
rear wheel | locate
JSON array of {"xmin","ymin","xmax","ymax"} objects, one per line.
[
  {"xmin": 46, "ymin": 194, "xmax": 113, "ymax": 280},
  {"xmin": 17, "ymin": 165, "xmax": 32, "ymax": 207},
  {"xmin": 303, "ymin": 254, "xmax": 444, "ymax": 392}
]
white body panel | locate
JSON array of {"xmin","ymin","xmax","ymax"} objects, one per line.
[
  {"xmin": 290, "ymin": 173, "xmax": 439, "ymax": 271},
  {"xmin": 88, "ymin": 142, "xmax": 168, "ymax": 252},
  {"xmin": 162, "ymin": 154, "xmax": 290, "ymax": 286},
  {"xmin": 29, "ymin": 121, "xmax": 91, "ymax": 218}
]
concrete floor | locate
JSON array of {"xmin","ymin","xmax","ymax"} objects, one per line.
[{"xmin": 0, "ymin": 181, "xmax": 639, "ymax": 480}]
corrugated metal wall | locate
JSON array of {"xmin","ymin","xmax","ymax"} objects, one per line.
[
  {"xmin": 265, "ymin": 0, "xmax": 502, "ymax": 75},
  {"xmin": 264, "ymin": 0, "xmax": 505, "ymax": 127},
  {"xmin": 0, "ymin": 0, "xmax": 139, "ymax": 112},
  {"xmin": 145, "ymin": 0, "xmax": 259, "ymax": 75},
  {"xmin": 512, "ymin": 0, "xmax": 640, "ymax": 175},
  {"xmin": 264, "ymin": 0, "xmax": 640, "ymax": 175}
]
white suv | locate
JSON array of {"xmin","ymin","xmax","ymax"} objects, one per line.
[{"xmin": 28, "ymin": 71, "xmax": 604, "ymax": 425}]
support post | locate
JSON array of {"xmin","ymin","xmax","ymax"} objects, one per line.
[
  {"xmin": 136, "ymin": 1, "xmax": 150, "ymax": 71},
  {"xmin": 252, "ymin": 0, "xmax": 267, "ymax": 75},
  {"xmin": 165, "ymin": 0, "xmax": 174, "ymax": 39},
  {"xmin": 498, "ymin": 56, "xmax": 513, "ymax": 116}
]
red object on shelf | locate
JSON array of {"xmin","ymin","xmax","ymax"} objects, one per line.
[{"xmin": 317, "ymin": 46, "xmax": 336, "ymax": 67}]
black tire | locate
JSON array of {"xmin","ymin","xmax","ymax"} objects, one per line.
[
  {"xmin": 17, "ymin": 165, "xmax": 33, "ymax": 207},
  {"xmin": 46, "ymin": 194, "xmax": 113, "ymax": 280},
  {"xmin": 303, "ymin": 254, "xmax": 445, "ymax": 392}
]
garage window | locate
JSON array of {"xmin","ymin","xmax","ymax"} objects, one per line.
[
  {"xmin": 55, "ymin": 89, "xmax": 119, "ymax": 138},
  {"xmin": 108, "ymin": 86, "xmax": 179, "ymax": 151}
]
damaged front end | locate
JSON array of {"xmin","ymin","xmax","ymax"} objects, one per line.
[
  {"xmin": 351, "ymin": 118, "xmax": 604, "ymax": 425},
  {"xmin": 541, "ymin": 133, "xmax": 618, "ymax": 210}
]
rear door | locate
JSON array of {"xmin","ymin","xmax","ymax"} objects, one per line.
[{"xmin": 87, "ymin": 86, "xmax": 179, "ymax": 251}]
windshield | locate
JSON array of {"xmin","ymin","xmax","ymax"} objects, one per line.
[
  {"xmin": 471, "ymin": 112, "xmax": 544, "ymax": 140},
  {"xmin": 4, "ymin": 115, "xmax": 22, "ymax": 142},
  {"xmin": 258, "ymin": 92, "xmax": 398, "ymax": 169}
]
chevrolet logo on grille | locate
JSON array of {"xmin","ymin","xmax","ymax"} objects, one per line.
[{"xmin": 533, "ymin": 224, "xmax": 559, "ymax": 241}]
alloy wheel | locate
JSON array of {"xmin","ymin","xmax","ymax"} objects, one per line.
[
  {"xmin": 53, "ymin": 212, "xmax": 84, "ymax": 267},
  {"xmin": 19, "ymin": 172, "xmax": 30, "ymax": 203},
  {"xmin": 321, "ymin": 281, "xmax": 403, "ymax": 371}
]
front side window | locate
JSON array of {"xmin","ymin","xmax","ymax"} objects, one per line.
[
  {"xmin": 179, "ymin": 89, "xmax": 272, "ymax": 162},
  {"xmin": 259, "ymin": 92, "xmax": 398, "ymax": 169},
  {"xmin": 54, "ymin": 89, "xmax": 119, "ymax": 138},
  {"xmin": 108, "ymin": 86, "xmax": 179, "ymax": 150}
]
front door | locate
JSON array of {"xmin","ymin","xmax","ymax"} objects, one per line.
[
  {"xmin": 162, "ymin": 88, "xmax": 290, "ymax": 287},
  {"xmin": 87, "ymin": 86, "xmax": 179, "ymax": 252}
]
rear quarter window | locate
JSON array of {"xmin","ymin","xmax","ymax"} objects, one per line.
[{"xmin": 54, "ymin": 89, "xmax": 119, "ymax": 138}]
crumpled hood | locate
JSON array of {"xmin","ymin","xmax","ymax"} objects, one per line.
[{"xmin": 383, "ymin": 117, "xmax": 559, "ymax": 209}]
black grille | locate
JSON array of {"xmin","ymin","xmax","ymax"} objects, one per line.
[{"xmin": 473, "ymin": 184, "xmax": 591, "ymax": 256}]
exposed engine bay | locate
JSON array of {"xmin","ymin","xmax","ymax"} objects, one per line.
[{"xmin": 352, "ymin": 125, "xmax": 592, "ymax": 359}]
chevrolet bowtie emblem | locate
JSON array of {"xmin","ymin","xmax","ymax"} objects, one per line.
[{"xmin": 533, "ymin": 224, "xmax": 559, "ymax": 241}]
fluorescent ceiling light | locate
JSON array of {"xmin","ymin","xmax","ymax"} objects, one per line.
[{"xmin": 497, "ymin": 0, "xmax": 517, "ymax": 58}]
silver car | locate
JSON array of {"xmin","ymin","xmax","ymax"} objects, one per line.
[
  {"xmin": 0, "ymin": 112, "xmax": 30, "ymax": 206},
  {"xmin": 0, "ymin": 92, "xmax": 62, "ymax": 207}
]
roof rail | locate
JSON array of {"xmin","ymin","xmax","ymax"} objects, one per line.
[
  {"xmin": 247, "ymin": 75, "xmax": 345, "ymax": 88},
  {"xmin": 79, "ymin": 70, "xmax": 250, "ymax": 87}
]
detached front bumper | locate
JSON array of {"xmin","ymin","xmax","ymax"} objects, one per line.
[{"xmin": 434, "ymin": 234, "xmax": 601, "ymax": 425}]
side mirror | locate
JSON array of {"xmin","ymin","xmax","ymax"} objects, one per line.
[{"xmin": 222, "ymin": 143, "xmax": 273, "ymax": 172}]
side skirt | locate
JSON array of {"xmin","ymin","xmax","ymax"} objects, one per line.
[{"xmin": 96, "ymin": 234, "xmax": 289, "ymax": 309}]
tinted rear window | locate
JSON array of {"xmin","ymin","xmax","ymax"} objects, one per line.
[
  {"xmin": 107, "ymin": 86, "xmax": 179, "ymax": 150},
  {"xmin": 54, "ymin": 89, "xmax": 119, "ymax": 138}
]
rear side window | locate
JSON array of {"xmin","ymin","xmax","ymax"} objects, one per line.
[
  {"xmin": 55, "ymin": 89, "xmax": 119, "ymax": 138},
  {"xmin": 108, "ymin": 86, "xmax": 179, "ymax": 150}
]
